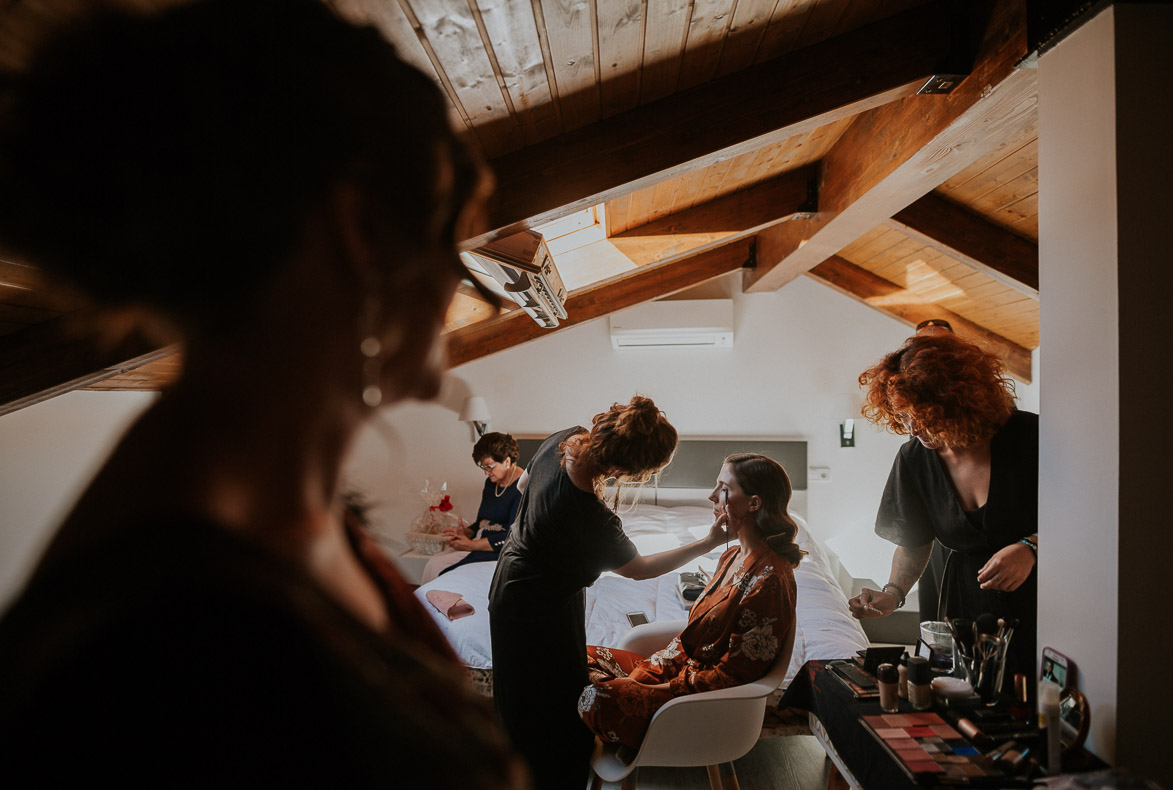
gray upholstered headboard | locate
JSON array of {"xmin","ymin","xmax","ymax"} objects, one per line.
[{"xmin": 516, "ymin": 437, "xmax": 807, "ymax": 490}]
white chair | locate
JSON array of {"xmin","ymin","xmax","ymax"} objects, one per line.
[{"xmin": 587, "ymin": 617, "xmax": 797, "ymax": 790}]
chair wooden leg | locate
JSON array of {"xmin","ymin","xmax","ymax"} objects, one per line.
[
  {"xmin": 706, "ymin": 762, "xmax": 740, "ymax": 790},
  {"xmin": 620, "ymin": 776, "xmax": 637, "ymax": 790},
  {"xmin": 720, "ymin": 762, "xmax": 741, "ymax": 790}
]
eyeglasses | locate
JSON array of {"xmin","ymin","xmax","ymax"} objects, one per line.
[
  {"xmin": 478, "ymin": 461, "xmax": 499, "ymax": 473},
  {"xmin": 915, "ymin": 318, "xmax": 953, "ymax": 332}
]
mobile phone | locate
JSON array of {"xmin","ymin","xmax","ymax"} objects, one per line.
[
  {"xmin": 915, "ymin": 637, "xmax": 953, "ymax": 672},
  {"xmin": 1040, "ymin": 646, "xmax": 1075, "ymax": 688},
  {"xmin": 626, "ymin": 611, "xmax": 649, "ymax": 627}
]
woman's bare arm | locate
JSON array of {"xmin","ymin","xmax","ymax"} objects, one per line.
[
  {"xmin": 614, "ymin": 516, "xmax": 726, "ymax": 581},
  {"xmin": 848, "ymin": 543, "xmax": 933, "ymax": 618}
]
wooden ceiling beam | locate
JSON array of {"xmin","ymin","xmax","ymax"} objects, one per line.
[
  {"xmin": 608, "ymin": 165, "xmax": 815, "ymax": 268},
  {"xmin": 0, "ymin": 313, "xmax": 176, "ymax": 417},
  {"xmin": 467, "ymin": 0, "xmax": 969, "ymax": 249},
  {"xmin": 746, "ymin": 0, "xmax": 1036, "ymax": 293},
  {"xmin": 443, "ymin": 283, "xmax": 509, "ymax": 332},
  {"xmin": 445, "ymin": 239, "xmax": 752, "ymax": 368},
  {"xmin": 807, "ymin": 255, "xmax": 1032, "ymax": 382},
  {"xmin": 886, "ymin": 192, "xmax": 1039, "ymax": 297}
]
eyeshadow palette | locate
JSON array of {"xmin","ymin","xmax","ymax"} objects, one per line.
[{"xmin": 861, "ymin": 713, "xmax": 1033, "ymax": 786}]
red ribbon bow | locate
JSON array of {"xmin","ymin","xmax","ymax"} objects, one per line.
[{"xmin": 430, "ymin": 494, "xmax": 454, "ymax": 512}]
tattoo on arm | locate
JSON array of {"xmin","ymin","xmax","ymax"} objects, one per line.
[{"xmin": 890, "ymin": 544, "xmax": 933, "ymax": 593}]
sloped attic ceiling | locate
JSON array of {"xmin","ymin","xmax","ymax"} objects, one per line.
[{"xmin": 0, "ymin": 0, "xmax": 1042, "ymax": 415}]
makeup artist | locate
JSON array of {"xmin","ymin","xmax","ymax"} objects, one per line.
[
  {"xmin": 489, "ymin": 396, "xmax": 727, "ymax": 790},
  {"xmin": 847, "ymin": 332, "xmax": 1039, "ymax": 686}
]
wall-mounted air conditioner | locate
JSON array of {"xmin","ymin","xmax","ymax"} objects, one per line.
[
  {"xmin": 460, "ymin": 230, "xmax": 568, "ymax": 329},
  {"xmin": 609, "ymin": 299, "xmax": 734, "ymax": 349}
]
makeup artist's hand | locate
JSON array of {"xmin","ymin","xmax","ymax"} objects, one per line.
[
  {"xmin": 977, "ymin": 542, "xmax": 1035, "ymax": 591},
  {"xmin": 706, "ymin": 511, "xmax": 730, "ymax": 548},
  {"xmin": 848, "ymin": 588, "xmax": 898, "ymax": 619}
]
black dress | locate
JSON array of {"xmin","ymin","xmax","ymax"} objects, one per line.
[
  {"xmin": 0, "ymin": 515, "xmax": 525, "ymax": 788},
  {"xmin": 876, "ymin": 410, "xmax": 1039, "ymax": 684},
  {"xmin": 489, "ymin": 428, "xmax": 637, "ymax": 790}
]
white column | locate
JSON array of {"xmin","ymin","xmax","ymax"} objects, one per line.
[{"xmin": 1038, "ymin": 4, "xmax": 1173, "ymax": 782}]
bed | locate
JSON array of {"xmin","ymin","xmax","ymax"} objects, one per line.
[{"xmin": 414, "ymin": 499, "xmax": 868, "ymax": 695}]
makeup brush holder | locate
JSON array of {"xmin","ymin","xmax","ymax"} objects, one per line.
[
  {"xmin": 970, "ymin": 635, "xmax": 1009, "ymax": 706},
  {"xmin": 952, "ymin": 643, "xmax": 973, "ymax": 683}
]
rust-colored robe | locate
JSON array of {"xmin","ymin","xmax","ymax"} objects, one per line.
[{"xmin": 578, "ymin": 544, "xmax": 797, "ymax": 748}]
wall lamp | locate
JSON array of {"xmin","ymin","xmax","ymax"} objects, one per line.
[
  {"xmin": 840, "ymin": 419, "xmax": 856, "ymax": 448},
  {"xmin": 458, "ymin": 396, "xmax": 491, "ymax": 442},
  {"xmin": 834, "ymin": 393, "xmax": 864, "ymax": 448}
]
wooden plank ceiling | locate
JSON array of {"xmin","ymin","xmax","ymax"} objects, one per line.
[{"xmin": 0, "ymin": 0, "xmax": 1042, "ymax": 415}]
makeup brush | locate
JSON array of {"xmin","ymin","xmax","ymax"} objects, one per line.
[{"xmin": 975, "ymin": 612, "xmax": 1000, "ymax": 636}]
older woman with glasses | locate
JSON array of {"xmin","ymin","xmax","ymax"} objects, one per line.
[
  {"xmin": 422, "ymin": 432, "xmax": 525, "ymax": 583},
  {"xmin": 848, "ymin": 333, "xmax": 1039, "ymax": 688}
]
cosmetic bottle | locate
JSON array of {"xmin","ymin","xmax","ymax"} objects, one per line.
[
  {"xmin": 1038, "ymin": 680, "xmax": 1062, "ymax": 775},
  {"xmin": 897, "ymin": 655, "xmax": 909, "ymax": 699},
  {"xmin": 877, "ymin": 663, "xmax": 899, "ymax": 712},
  {"xmin": 907, "ymin": 656, "xmax": 932, "ymax": 710},
  {"xmin": 1010, "ymin": 673, "xmax": 1030, "ymax": 723}
]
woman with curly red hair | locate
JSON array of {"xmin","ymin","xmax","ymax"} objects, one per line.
[{"xmin": 848, "ymin": 333, "xmax": 1038, "ymax": 686}]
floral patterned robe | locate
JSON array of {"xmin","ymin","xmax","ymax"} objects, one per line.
[{"xmin": 578, "ymin": 543, "xmax": 797, "ymax": 748}]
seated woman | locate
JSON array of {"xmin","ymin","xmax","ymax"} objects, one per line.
[
  {"xmin": 421, "ymin": 432, "xmax": 524, "ymax": 583},
  {"xmin": 578, "ymin": 453, "xmax": 803, "ymax": 750}
]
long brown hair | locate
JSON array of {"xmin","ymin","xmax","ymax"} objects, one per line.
[{"xmin": 725, "ymin": 453, "xmax": 804, "ymax": 567}]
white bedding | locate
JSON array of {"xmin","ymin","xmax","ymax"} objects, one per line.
[{"xmin": 414, "ymin": 504, "xmax": 868, "ymax": 686}]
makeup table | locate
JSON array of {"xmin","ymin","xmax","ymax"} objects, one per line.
[{"xmin": 777, "ymin": 659, "xmax": 1038, "ymax": 789}]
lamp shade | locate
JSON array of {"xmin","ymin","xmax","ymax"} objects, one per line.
[{"xmin": 458, "ymin": 396, "xmax": 491, "ymax": 424}]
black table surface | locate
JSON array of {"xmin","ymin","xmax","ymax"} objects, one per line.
[
  {"xmin": 778, "ymin": 659, "xmax": 1110, "ymax": 789},
  {"xmin": 778, "ymin": 659, "xmax": 923, "ymax": 790}
]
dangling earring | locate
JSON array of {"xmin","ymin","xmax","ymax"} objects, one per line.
[
  {"xmin": 359, "ymin": 292, "xmax": 383, "ymax": 408},
  {"xmin": 358, "ymin": 286, "xmax": 403, "ymax": 409}
]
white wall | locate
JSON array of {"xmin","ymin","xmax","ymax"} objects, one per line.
[
  {"xmin": 1038, "ymin": 8, "xmax": 1120, "ymax": 763},
  {"xmin": 1037, "ymin": 5, "xmax": 1173, "ymax": 780},
  {"xmin": 0, "ymin": 277, "xmax": 1041, "ymax": 612},
  {"xmin": 345, "ymin": 273, "xmax": 1039, "ymax": 591},
  {"xmin": 0, "ymin": 390, "xmax": 156, "ymax": 605}
]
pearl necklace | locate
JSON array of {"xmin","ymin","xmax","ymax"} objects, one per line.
[{"xmin": 494, "ymin": 467, "xmax": 519, "ymax": 498}]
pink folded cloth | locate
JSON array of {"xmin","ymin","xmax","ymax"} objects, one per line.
[{"xmin": 425, "ymin": 589, "xmax": 475, "ymax": 620}]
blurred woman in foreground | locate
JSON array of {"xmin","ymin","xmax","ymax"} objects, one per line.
[{"xmin": 0, "ymin": 1, "xmax": 523, "ymax": 786}]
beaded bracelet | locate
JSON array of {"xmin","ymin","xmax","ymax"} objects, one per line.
[
  {"xmin": 1019, "ymin": 537, "xmax": 1038, "ymax": 557},
  {"xmin": 881, "ymin": 582, "xmax": 907, "ymax": 609}
]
